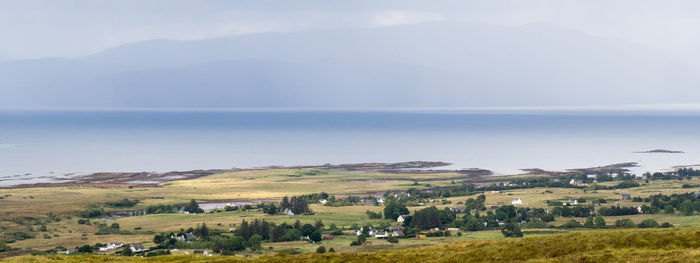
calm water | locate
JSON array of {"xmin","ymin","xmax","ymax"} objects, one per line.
[{"xmin": 1, "ymin": 110, "xmax": 700, "ymax": 186}]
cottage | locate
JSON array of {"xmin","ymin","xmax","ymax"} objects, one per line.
[
  {"xmin": 65, "ymin": 249, "xmax": 77, "ymax": 255},
  {"xmin": 387, "ymin": 225, "xmax": 404, "ymax": 230},
  {"xmin": 511, "ymin": 198, "xmax": 523, "ymax": 205},
  {"xmin": 587, "ymin": 174, "xmax": 597, "ymax": 179},
  {"xmin": 391, "ymin": 230, "xmax": 405, "ymax": 237},
  {"xmin": 98, "ymin": 242, "xmax": 123, "ymax": 251},
  {"xmin": 377, "ymin": 198, "xmax": 385, "ymax": 204},
  {"xmin": 319, "ymin": 199, "xmax": 328, "ymax": 204},
  {"xmin": 283, "ymin": 208, "xmax": 295, "ymax": 216},
  {"xmin": 375, "ymin": 231, "xmax": 389, "ymax": 238},
  {"xmin": 193, "ymin": 250, "xmax": 209, "ymax": 256},
  {"xmin": 497, "ymin": 221, "xmax": 505, "ymax": 226},
  {"xmin": 450, "ymin": 207, "xmax": 466, "ymax": 213},
  {"xmin": 368, "ymin": 228, "xmax": 378, "ymax": 236},
  {"xmin": 130, "ymin": 243, "xmax": 145, "ymax": 252},
  {"xmin": 620, "ymin": 193, "xmax": 631, "ymax": 200},
  {"xmin": 172, "ymin": 235, "xmax": 185, "ymax": 241},
  {"xmin": 397, "ymin": 215, "xmax": 406, "ymax": 223},
  {"xmin": 429, "ymin": 227, "xmax": 440, "ymax": 231},
  {"xmin": 563, "ymin": 199, "xmax": 578, "ymax": 206},
  {"xmin": 446, "ymin": 227, "xmax": 460, "ymax": 231}
]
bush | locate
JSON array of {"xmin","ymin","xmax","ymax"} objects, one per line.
[
  {"xmin": 615, "ymin": 219, "xmax": 636, "ymax": 228},
  {"xmin": 638, "ymin": 219, "xmax": 660, "ymax": 228},
  {"xmin": 501, "ymin": 223, "xmax": 523, "ymax": 237},
  {"xmin": 316, "ymin": 246, "xmax": 326, "ymax": 253},
  {"xmin": 386, "ymin": 236, "xmax": 399, "ymax": 243},
  {"xmin": 660, "ymin": 222, "xmax": 673, "ymax": 228},
  {"xmin": 328, "ymin": 247, "xmax": 335, "ymax": 252},
  {"xmin": 559, "ymin": 220, "xmax": 582, "ymax": 228}
]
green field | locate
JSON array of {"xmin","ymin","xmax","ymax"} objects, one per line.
[{"xmin": 1, "ymin": 167, "xmax": 700, "ymax": 258}]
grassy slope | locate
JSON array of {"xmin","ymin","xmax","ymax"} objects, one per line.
[{"xmin": 5, "ymin": 227, "xmax": 700, "ymax": 262}]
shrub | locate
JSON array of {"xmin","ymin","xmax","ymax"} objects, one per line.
[
  {"xmin": 316, "ymin": 246, "xmax": 326, "ymax": 253},
  {"xmin": 559, "ymin": 220, "xmax": 582, "ymax": 228},
  {"xmin": 387, "ymin": 236, "xmax": 399, "ymax": 243},
  {"xmin": 637, "ymin": 219, "xmax": 660, "ymax": 228}
]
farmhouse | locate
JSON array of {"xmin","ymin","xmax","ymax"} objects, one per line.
[
  {"xmin": 130, "ymin": 243, "xmax": 145, "ymax": 252},
  {"xmin": 392, "ymin": 230, "xmax": 405, "ymax": 237},
  {"xmin": 397, "ymin": 215, "xmax": 407, "ymax": 223},
  {"xmin": 511, "ymin": 198, "xmax": 523, "ymax": 205},
  {"xmin": 98, "ymin": 242, "xmax": 123, "ymax": 251},
  {"xmin": 375, "ymin": 231, "xmax": 388, "ymax": 238},
  {"xmin": 387, "ymin": 225, "xmax": 404, "ymax": 230},
  {"xmin": 193, "ymin": 250, "xmax": 209, "ymax": 256}
]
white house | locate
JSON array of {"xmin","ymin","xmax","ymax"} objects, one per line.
[
  {"xmin": 283, "ymin": 208, "xmax": 294, "ymax": 216},
  {"xmin": 587, "ymin": 174, "xmax": 597, "ymax": 179},
  {"xmin": 193, "ymin": 250, "xmax": 209, "ymax": 256},
  {"xmin": 511, "ymin": 198, "xmax": 523, "ymax": 205},
  {"xmin": 375, "ymin": 231, "xmax": 388, "ymax": 238},
  {"xmin": 391, "ymin": 230, "xmax": 405, "ymax": 237},
  {"xmin": 397, "ymin": 215, "xmax": 406, "ymax": 223},
  {"xmin": 319, "ymin": 199, "xmax": 328, "ymax": 205},
  {"xmin": 368, "ymin": 228, "xmax": 378, "ymax": 236},
  {"xmin": 130, "ymin": 243, "xmax": 145, "ymax": 252},
  {"xmin": 99, "ymin": 242, "xmax": 123, "ymax": 251}
]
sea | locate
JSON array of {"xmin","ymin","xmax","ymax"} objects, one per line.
[{"xmin": 2, "ymin": 109, "xmax": 700, "ymax": 186}]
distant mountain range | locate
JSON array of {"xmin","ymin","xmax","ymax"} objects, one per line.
[{"xmin": 1, "ymin": 22, "xmax": 697, "ymax": 108}]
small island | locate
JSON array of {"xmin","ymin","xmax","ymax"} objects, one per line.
[{"xmin": 635, "ymin": 149, "xmax": 685, "ymax": 154}]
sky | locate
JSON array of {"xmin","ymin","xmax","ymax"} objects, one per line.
[
  {"xmin": 3, "ymin": 0, "xmax": 700, "ymax": 61},
  {"xmin": 3, "ymin": 1, "xmax": 700, "ymax": 109}
]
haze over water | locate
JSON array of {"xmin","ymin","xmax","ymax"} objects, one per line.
[{"xmin": 1, "ymin": 109, "xmax": 700, "ymax": 186}]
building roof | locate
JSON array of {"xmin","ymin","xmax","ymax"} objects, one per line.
[
  {"xmin": 193, "ymin": 250, "xmax": 206, "ymax": 254},
  {"xmin": 130, "ymin": 243, "xmax": 145, "ymax": 250}
]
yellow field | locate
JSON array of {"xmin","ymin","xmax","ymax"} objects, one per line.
[{"xmin": 5, "ymin": 227, "xmax": 700, "ymax": 262}]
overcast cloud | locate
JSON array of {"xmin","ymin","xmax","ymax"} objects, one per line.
[{"xmin": 3, "ymin": 0, "xmax": 700, "ymax": 61}]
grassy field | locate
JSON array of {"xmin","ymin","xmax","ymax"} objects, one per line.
[
  {"xmin": 5, "ymin": 227, "xmax": 700, "ymax": 262},
  {"xmin": 2, "ymin": 167, "xmax": 700, "ymax": 256}
]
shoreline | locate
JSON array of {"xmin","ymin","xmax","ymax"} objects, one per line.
[{"xmin": 0, "ymin": 161, "xmax": 639, "ymax": 190}]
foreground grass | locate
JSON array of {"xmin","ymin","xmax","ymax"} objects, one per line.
[{"xmin": 5, "ymin": 227, "xmax": 700, "ymax": 262}]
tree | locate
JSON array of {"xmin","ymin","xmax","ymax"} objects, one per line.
[
  {"xmin": 500, "ymin": 222, "xmax": 523, "ymax": 237},
  {"xmin": 594, "ymin": 215, "xmax": 606, "ymax": 228},
  {"xmin": 184, "ymin": 199, "xmax": 204, "ymax": 214},
  {"xmin": 199, "ymin": 222, "xmax": 209, "ymax": 238},
  {"xmin": 310, "ymin": 230, "xmax": 323, "ymax": 243},
  {"xmin": 121, "ymin": 246, "xmax": 132, "ymax": 256},
  {"xmin": 282, "ymin": 229, "xmax": 301, "ymax": 241},
  {"xmin": 316, "ymin": 246, "xmax": 326, "ymax": 253},
  {"xmin": 384, "ymin": 200, "xmax": 409, "ymax": 221},
  {"xmin": 615, "ymin": 219, "xmax": 635, "ymax": 228},
  {"xmin": 584, "ymin": 216, "xmax": 595, "ymax": 228},
  {"xmin": 248, "ymin": 234, "xmax": 262, "ymax": 251},
  {"xmin": 153, "ymin": 234, "xmax": 165, "ymax": 245},
  {"xmin": 314, "ymin": 220, "xmax": 324, "ymax": 230},
  {"xmin": 78, "ymin": 245, "xmax": 92, "ymax": 253},
  {"xmin": 270, "ymin": 224, "xmax": 287, "ymax": 242},
  {"xmin": 638, "ymin": 219, "xmax": 660, "ymax": 228},
  {"xmin": 111, "ymin": 223, "xmax": 120, "ymax": 229},
  {"xmin": 301, "ymin": 224, "xmax": 316, "ymax": 237},
  {"xmin": 679, "ymin": 200, "xmax": 695, "ymax": 216}
]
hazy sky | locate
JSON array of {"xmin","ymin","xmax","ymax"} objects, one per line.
[{"xmin": 3, "ymin": 0, "xmax": 700, "ymax": 61}]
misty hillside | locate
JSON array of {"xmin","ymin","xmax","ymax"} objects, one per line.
[{"xmin": 0, "ymin": 22, "xmax": 696, "ymax": 108}]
